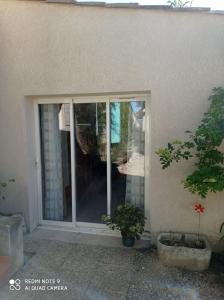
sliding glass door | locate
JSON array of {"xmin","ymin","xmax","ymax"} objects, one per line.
[
  {"xmin": 38, "ymin": 97, "xmax": 147, "ymax": 226},
  {"xmin": 74, "ymin": 103, "xmax": 107, "ymax": 223}
]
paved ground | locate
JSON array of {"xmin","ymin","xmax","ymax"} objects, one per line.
[{"xmin": 0, "ymin": 230, "xmax": 224, "ymax": 300}]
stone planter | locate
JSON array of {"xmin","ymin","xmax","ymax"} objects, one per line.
[
  {"xmin": 0, "ymin": 215, "xmax": 24, "ymax": 281},
  {"xmin": 157, "ymin": 232, "xmax": 211, "ymax": 271}
]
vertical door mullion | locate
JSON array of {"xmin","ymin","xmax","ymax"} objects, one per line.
[
  {"xmin": 106, "ymin": 100, "xmax": 111, "ymax": 216},
  {"xmin": 144, "ymin": 96, "xmax": 150, "ymax": 230},
  {"xmin": 70, "ymin": 100, "xmax": 76, "ymax": 224},
  {"xmin": 34, "ymin": 103, "xmax": 43, "ymax": 225}
]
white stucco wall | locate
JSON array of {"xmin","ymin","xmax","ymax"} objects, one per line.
[{"xmin": 0, "ymin": 0, "xmax": 224, "ymax": 246}]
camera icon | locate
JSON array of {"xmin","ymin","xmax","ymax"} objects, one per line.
[{"xmin": 9, "ymin": 279, "xmax": 21, "ymax": 291}]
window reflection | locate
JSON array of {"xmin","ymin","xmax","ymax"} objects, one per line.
[
  {"xmin": 111, "ymin": 101, "xmax": 145, "ymax": 213},
  {"xmin": 75, "ymin": 103, "xmax": 107, "ymax": 223}
]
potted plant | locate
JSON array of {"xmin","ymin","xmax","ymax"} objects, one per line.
[
  {"xmin": 156, "ymin": 87, "xmax": 224, "ymax": 271},
  {"xmin": 102, "ymin": 203, "xmax": 145, "ymax": 247}
]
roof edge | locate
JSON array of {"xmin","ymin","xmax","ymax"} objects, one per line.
[
  {"xmin": 22, "ymin": 0, "xmax": 224, "ymax": 14},
  {"xmin": 45, "ymin": 0, "xmax": 211, "ymax": 12}
]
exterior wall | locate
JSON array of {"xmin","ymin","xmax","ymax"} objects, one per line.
[{"xmin": 0, "ymin": 1, "xmax": 224, "ymax": 246}]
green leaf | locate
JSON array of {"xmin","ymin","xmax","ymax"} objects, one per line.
[{"xmin": 203, "ymin": 178, "xmax": 217, "ymax": 183}]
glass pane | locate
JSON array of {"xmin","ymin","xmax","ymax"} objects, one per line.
[
  {"xmin": 75, "ymin": 103, "xmax": 107, "ymax": 223},
  {"xmin": 39, "ymin": 104, "xmax": 72, "ymax": 221},
  {"xmin": 111, "ymin": 101, "xmax": 145, "ymax": 213}
]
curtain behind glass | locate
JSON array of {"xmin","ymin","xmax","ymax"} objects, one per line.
[{"xmin": 40, "ymin": 104, "xmax": 64, "ymax": 221}]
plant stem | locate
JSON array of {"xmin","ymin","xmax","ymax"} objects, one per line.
[{"xmin": 198, "ymin": 213, "xmax": 200, "ymax": 241}]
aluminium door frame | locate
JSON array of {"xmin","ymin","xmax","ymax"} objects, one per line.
[{"xmin": 34, "ymin": 93, "xmax": 150, "ymax": 233}]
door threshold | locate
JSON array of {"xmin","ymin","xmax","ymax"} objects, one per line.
[
  {"xmin": 28, "ymin": 226, "xmax": 151, "ymax": 249},
  {"xmin": 37, "ymin": 223, "xmax": 120, "ymax": 237},
  {"xmin": 36, "ymin": 223, "xmax": 151, "ymax": 242}
]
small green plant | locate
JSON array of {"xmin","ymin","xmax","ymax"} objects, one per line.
[
  {"xmin": 102, "ymin": 203, "xmax": 145, "ymax": 239},
  {"xmin": 156, "ymin": 87, "xmax": 224, "ymax": 199},
  {"xmin": 0, "ymin": 178, "xmax": 15, "ymax": 202},
  {"xmin": 167, "ymin": 0, "xmax": 193, "ymax": 7}
]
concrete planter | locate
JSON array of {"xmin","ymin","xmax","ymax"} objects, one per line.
[
  {"xmin": 0, "ymin": 215, "xmax": 24, "ymax": 281},
  {"xmin": 157, "ymin": 232, "xmax": 211, "ymax": 271}
]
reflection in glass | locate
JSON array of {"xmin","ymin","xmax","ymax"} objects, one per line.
[
  {"xmin": 39, "ymin": 104, "xmax": 72, "ymax": 221},
  {"xmin": 75, "ymin": 103, "xmax": 107, "ymax": 223},
  {"xmin": 111, "ymin": 101, "xmax": 145, "ymax": 214}
]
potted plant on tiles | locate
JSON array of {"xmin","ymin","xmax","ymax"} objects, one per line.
[
  {"xmin": 156, "ymin": 87, "xmax": 224, "ymax": 271},
  {"xmin": 101, "ymin": 203, "xmax": 145, "ymax": 247}
]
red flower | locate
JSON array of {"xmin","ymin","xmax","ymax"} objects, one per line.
[{"xmin": 194, "ymin": 204, "xmax": 205, "ymax": 213}]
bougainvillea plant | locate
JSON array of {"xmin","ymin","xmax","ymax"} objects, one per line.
[{"xmin": 156, "ymin": 87, "xmax": 224, "ymax": 199}]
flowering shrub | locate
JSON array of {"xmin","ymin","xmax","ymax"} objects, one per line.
[
  {"xmin": 156, "ymin": 88, "xmax": 224, "ymax": 239},
  {"xmin": 156, "ymin": 87, "xmax": 224, "ymax": 199}
]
